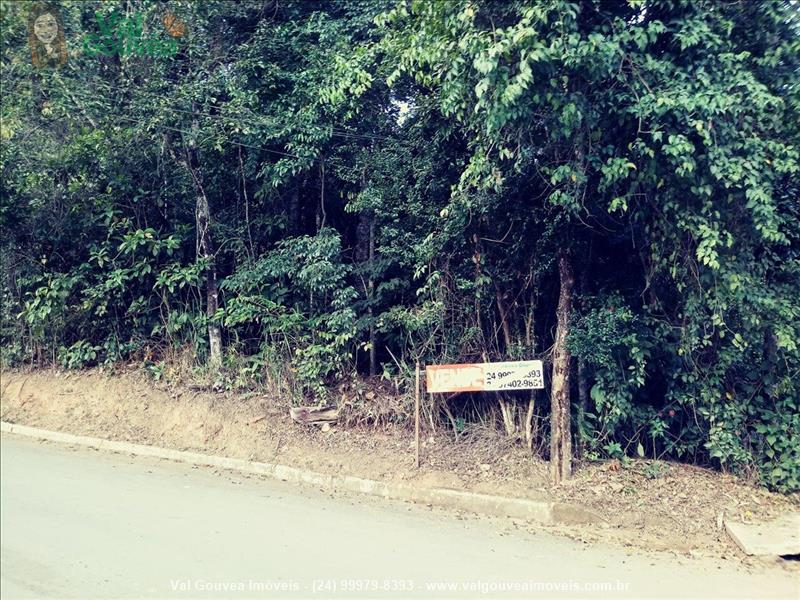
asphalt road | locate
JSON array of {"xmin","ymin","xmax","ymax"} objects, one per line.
[{"xmin": 1, "ymin": 434, "xmax": 797, "ymax": 599}]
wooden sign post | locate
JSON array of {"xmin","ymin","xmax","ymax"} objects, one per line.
[
  {"xmin": 415, "ymin": 361, "xmax": 421, "ymax": 468},
  {"xmin": 415, "ymin": 360, "xmax": 544, "ymax": 467}
]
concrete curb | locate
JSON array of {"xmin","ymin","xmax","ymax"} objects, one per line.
[{"xmin": 1, "ymin": 421, "xmax": 599, "ymax": 526}]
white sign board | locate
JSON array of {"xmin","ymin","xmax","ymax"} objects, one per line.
[{"xmin": 426, "ymin": 360, "xmax": 544, "ymax": 394}]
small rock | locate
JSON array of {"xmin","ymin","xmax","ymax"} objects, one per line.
[
  {"xmin": 321, "ymin": 423, "xmax": 331, "ymax": 433},
  {"xmin": 479, "ymin": 463, "xmax": 491, "ymax": 472}
]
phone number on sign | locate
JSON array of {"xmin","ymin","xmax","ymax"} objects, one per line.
[
  {"xmin": 496, "ymin": 378, "xmax": 543, "ymax": 389},
  {"xmin": 312, "ymin": 579, "xmax": 415, "ymax": 594}
]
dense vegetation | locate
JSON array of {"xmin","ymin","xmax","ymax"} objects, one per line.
[{"xmin": 2, "ymin": 0, "xmax": 798, "ymax": 490}]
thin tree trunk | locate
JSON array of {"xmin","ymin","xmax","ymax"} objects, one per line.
[
  {"xmin": 238, "ymin": 147, "xmax": 254, "ymax": 259},
  {"xmin": 495, "ymin": 287, "xmax": 512, "ymax": 352},
  {"xmin": 498, "ymin": 396, "xmax": 517, "ymax": 437},
  {"xmin": 289, "ymin": 185, "xmax": 300, "ymax": 234},
  {"xmin": 525, "ymin": 391, "xmax": 536, "ymax": 451},
  {"xmin": 577, "ymin": 357, "xmax": 589, "ymax": 458},
  {"xmin": 550, "ymin": 250, "xmax": 574, "ymax": 483},
  {"xmin": 368, "ymin": 216, "xmax": 376, "ymax": 377},
  {"xmin": 317, "ymin": 160, "xmax": 326, "ymax": 231},
  {"xmin": 524, "ymin": 298, "xmax": 538, "ymax": 452},
  {"xmin": 195, "ymin": 184, "xmax": 222, "ymax": 368},
  {"xmin": 576, "ymin": 264, "xmax": 589, "ymax": 458},
  {"xmin": 184, "ymin": 128, "xmax": 222, "ymax": 369},
  {"xmin": 356, "ymin": 162, "xmax": 377, "ymax": 377}
]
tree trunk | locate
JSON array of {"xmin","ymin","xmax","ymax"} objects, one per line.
[
  {"xmin": 495, "ymin": 287, "xmax": 512, "ymax": 352},
  {"xmin": 524, "ymin": 299, "xmax": 538, "ymax": 452},
  {"xmin": 498, "ymin": 396, "xmax": 517, "ymax": 437},
  {"xmin": 184, "ymin": 123, "xmax": 222, "ymax": 369},
  {"xmin": 289, "ymin": 184, "xmax": 300, "ymax": 235},
  {"xmin": 368, "ymin": 216, "xmax": 376, "ymax": 376},
  {"xmin": 317, "ymin": 160, "xmax": 326, "ymax": 231},
  {"xmin": 195, "ymin": 187, "xmax": 222, "ymax": 368},
  {"xmin": 356, "ymin": 162, "xmax": 377, "ymax": 377},
  {"xmin": 577, "ymin": 357, "xmax": 589, "ymax": 458},
  {"xmin": 238, "ymin": 147, "xmax": 254, "ymax": 259},
  {"xmin": 550, "ymin": 250, "xmax": 574, "ymax": 483},
  {"xmin": 524, "ymin": 391, "xmax": 536, "ymax": 451},
  {"xmin": 576, "ymin": 264, "xmax": 589, "ymax": 458}
]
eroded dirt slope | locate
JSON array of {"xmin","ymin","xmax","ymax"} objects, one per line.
[{"xmin": 2, "ymin": 367, "xmax": 797, "ymax": 563}]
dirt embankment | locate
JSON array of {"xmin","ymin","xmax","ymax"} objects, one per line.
[{"xmin": 1, "ymin": 367, "xmax": 797, "ymax": 563}]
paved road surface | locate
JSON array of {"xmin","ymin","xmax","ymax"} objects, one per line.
[{"xmin": 1, "ymin": 434, "xmax": 797, "ymax": 599}]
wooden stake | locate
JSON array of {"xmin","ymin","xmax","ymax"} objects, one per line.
[{"xmin": 415, "ymin": 361, "xmax": 421, "ymax": 469}]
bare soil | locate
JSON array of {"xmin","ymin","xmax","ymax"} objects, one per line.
[{"xmin": 2, "ymin": 367, "xmax": 797, "ymax": 565}]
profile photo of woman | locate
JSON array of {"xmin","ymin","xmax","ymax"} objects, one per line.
[{"xmin": 28, "ymin": 2, "xmax": 67, "ymax": 68}]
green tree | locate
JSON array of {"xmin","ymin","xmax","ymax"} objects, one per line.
[{"xmin": 2, "ymin": 0, "xmax": 798, "ymax": 491}]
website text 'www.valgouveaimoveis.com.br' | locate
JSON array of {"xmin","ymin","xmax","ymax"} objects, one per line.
[{"xmin": 169, "ymin": 577, "xmax": 631, "ymax": 595}]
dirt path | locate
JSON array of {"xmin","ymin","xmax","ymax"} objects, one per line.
[{"xmin": 1, "ymin": 367, "xmax": 797, "ymax": 565}]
